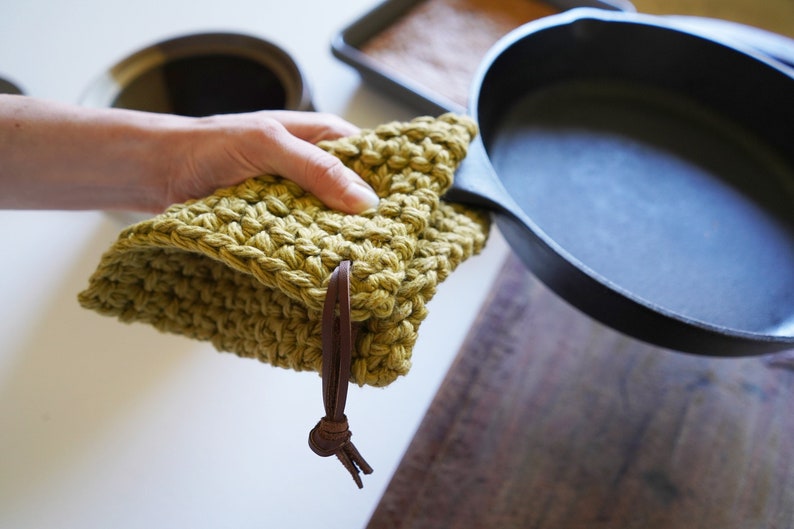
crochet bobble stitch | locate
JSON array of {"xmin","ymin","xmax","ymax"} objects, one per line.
[{"xmin": 79, "ymin": 114, "xmax": 490, "ymax": 387}]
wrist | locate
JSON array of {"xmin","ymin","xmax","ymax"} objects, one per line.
[
  {"xmin": 92, "ymin": 108, "xmax": 194, "ymax": 212},
  {"xmin": 0, "ymin": 95, "xmax": 196, "ymax": 212}
]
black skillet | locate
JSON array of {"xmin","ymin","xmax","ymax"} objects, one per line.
[{"xmin": 446, "ymin": 8, "xmax": 794, "ymax": 356}]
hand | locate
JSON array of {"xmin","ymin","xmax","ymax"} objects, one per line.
[{"xmin": 168, "ymin": 110, "xmax": 379, "ymax": 214}]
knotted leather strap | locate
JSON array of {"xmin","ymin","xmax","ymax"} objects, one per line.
[{"xmin": 309, "ymin": 260, "xmax": 373, "ymax": 488}]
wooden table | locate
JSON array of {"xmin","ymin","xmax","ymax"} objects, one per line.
[
  {"xmin": 368, "ymin": 2, "xmax": 794, "ymax": 527},
  {"xmin": 367, "ymin": 254, "xmax": 794, "ymax": 528}
]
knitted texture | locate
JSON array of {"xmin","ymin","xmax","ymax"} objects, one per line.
[{"xmin": 78, "ymin": 114, "xmax": 490, "ymax": 387}]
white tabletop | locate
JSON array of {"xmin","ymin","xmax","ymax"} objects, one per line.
[{"xmin": 0, "ymin": 1, "xmax": 510, "ymax": 528}]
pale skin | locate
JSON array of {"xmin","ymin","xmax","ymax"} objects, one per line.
[{"xmin": 0, "ymin": 94, "xmax": 380, "ymax": 214}]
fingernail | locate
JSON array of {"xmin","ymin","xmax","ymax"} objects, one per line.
[{"xmin": 345, "ymin": 180, "xmax": 380, "ymax": 214}]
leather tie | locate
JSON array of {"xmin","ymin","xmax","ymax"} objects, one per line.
[{"xmin": 309, "ymin": 260, "xmax": 373, "ymax": 488}]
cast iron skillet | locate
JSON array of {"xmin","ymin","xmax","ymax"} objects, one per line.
[{"xmin": 446, "ymin": 8, "xmax": 794, "ymax": 356}]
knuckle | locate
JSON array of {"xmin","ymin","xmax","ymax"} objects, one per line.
[
  {"xmin": 254, "ymin": 116, "xmax": 288, "ymax": 141},
  {"xmin": 305, "ymin": 150, "xmax": 348, "ymax": 190}
]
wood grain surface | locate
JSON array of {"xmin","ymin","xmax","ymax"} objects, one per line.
[
  {"xmin": 631, "ymin": 0, "xmax": 793, "ymax": 37},
  {"xmin": 367, "ymin": 253, "xmax": 794, "ymax": 528}
]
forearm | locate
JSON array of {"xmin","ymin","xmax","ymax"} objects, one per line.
[{"xmin": 0, "ymin": 94, "xmax": 186, "ymax": 212}]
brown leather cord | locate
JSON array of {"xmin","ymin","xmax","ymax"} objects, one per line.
[{"xmin": 309, "ymin": 260, "xmax": 373, "ymax": 488}]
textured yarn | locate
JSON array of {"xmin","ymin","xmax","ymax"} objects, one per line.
[{"xmin": 78, "ymin": 114, "xmax": 490, "ymax": 387}]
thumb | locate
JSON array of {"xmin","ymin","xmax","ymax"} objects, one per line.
[{"xmin": 272, "ymin": 135, "xmax": 380, "ymax": 215}]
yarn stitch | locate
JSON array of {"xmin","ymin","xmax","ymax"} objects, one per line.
[{"xmin": 78, "ymin": 114, "xmax": 490, "ymax": 387}]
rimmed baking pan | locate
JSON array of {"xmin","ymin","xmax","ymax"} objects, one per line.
[
  {"xmin": 332, "ymin": 0, "xmax": 635, "ymax": 114},
  {"xmin": 446, "ymin": 8, "xmax": 794, "ymax": 356}
]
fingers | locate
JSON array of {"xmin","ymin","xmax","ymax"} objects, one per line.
[
  {"xmin": 190, "ymin": 110, "xmax": 378, "ymax": 214},
  {"xmin": 262, "ymin": 110, "xmax": 360, "ymax": 143},
  {"xmin": 266, "ymin": 127, "xmax": 379, "ymax": 214}
]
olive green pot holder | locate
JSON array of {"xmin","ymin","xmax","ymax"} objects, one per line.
[{"xmin": 78, "ymin": 113, "xmax": 491, "ymax": 486}]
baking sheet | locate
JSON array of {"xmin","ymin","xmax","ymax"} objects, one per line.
[{"xmin": 332, "ymin": 0, "xmax": 634, "ymax": 113}]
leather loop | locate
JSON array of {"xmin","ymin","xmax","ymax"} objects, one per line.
[{"xmin": 309, "ymin": 261, "xmax": 373, "ymax": 488}]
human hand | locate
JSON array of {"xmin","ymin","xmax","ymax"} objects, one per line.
[
  {"xmin": 165, "ymin": 110, "xmax": 380, "ymax": 214},
  {"xmin": 0, "ymin": 95, "xmax": 379, "ymax": 214}
]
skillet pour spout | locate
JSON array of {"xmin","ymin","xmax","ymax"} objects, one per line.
[{"xmin": 448, "ymin": 8, "xmax": 794, "ymax": 357}]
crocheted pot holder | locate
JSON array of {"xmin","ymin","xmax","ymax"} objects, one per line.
[{"xmin": 78, "ymin": 113, "xmax": 490, "ymax": 388}]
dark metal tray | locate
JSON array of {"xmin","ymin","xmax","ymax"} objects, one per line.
[{"xmin": 331, "ymin": 0, "xmax": 635, "ymax": 114}]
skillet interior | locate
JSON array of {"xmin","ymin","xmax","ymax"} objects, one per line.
[{"xmin": 476, "ymin": 15, "xmax": 794, "ymax": 348}]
